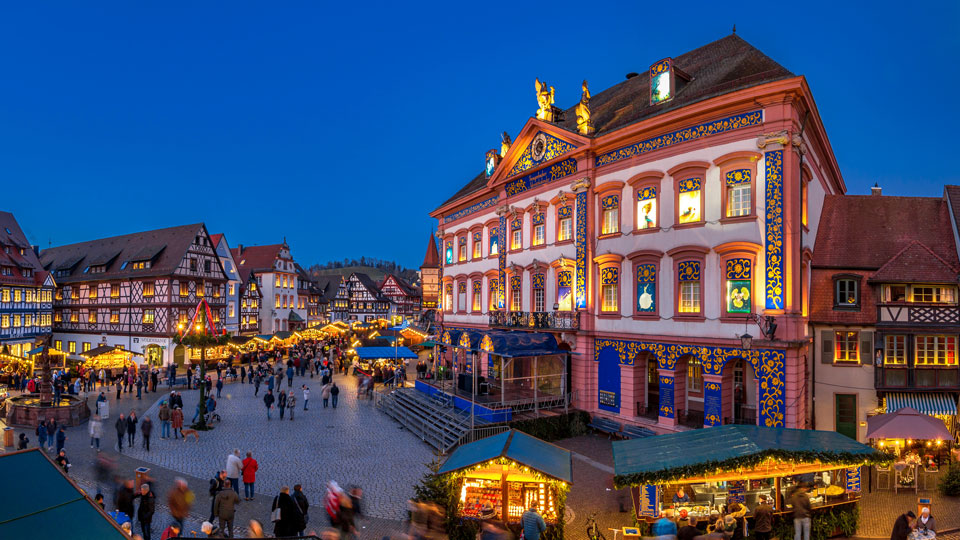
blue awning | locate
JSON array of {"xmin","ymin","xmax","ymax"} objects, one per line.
[
  {"xmin": 885, "ymin": 392, "xmax": 957, "ymax": 416},
  {"xmin": 354, "ymin": 346, "xmax": 418, "ymax": 360},
  {"xmin": 483, "ymin": 330, "xmax": 560, "ymax": 358},
  {"xmin": 439, "ymin": 429, "xmax": 572, "ymax": 483}
]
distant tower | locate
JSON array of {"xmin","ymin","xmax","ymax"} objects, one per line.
[{"xmin": 420, "ymin": 233, "xmax": 440, "ymax": 310}]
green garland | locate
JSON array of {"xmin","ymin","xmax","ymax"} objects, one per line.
[{"xmin": 614, "ymin": 449, "xmax": 893, "ymax": 488}]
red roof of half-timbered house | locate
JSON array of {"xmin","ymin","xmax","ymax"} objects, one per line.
[
  {"xmin": 231, "ymin": 244, "xmax": 284, "ymax": 284},
  {"xmin": 0, "ymin": 211, "xmax": 49, "ymax": 287}
]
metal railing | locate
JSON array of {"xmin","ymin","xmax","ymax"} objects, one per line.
[
  {"xmin": 458, "ymin": 424, "xmax": 510, "ymax": 446},
  {"xmin": 488, "ymin": 310, "xmax": 580, "ymax": 331}
]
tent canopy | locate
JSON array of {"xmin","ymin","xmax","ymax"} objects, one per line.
[
  {"xmin": 439, "ymin": 429, "xmax": 572, "ymax": 483},
  {"xmin": 354, "ymin": 346, "xmax": 418, "ymax": 360},
  {"xmin": 81, "ymin": 345, "xmax": 142, "ymax": 358},
  {"xmin": 866, "ymin": 407, "xmax": 953, "ymax": 440},
  {"xmin": 0, "ymin": 449, "xmax": 127, "ymax": 539},
  {"xmin": 885, "ymin": 392, "xmax": 957, "ymax": 417},
  {"xmin": 612, "ymin": 425, "xmax": 889, "ymax": 487}
]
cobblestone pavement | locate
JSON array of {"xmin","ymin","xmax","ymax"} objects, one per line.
[{"xmin": 3, "ymin": 370, "xmax": 429, "ymax": 539}]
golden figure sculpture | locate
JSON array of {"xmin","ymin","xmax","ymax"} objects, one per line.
[
  {"xmin": 535, "ymin": 78, "xmax": 555, "ymax": 122},
  {"xmin": 500, "ymin": 131, "xmax": 512, "ymax": 157},
  {"xmin": 575, "ymin": 79, "xmax": 595, "ymax": 135}
]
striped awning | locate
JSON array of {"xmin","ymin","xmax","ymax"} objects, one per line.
[{"xmin": 885, "ymin": 392, "xmax": 958, "ymax": 416}]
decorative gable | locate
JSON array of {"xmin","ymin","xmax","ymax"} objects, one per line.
[{"xmin": 507, "ymin": 131, "xmax": 577, "ymax": 177}]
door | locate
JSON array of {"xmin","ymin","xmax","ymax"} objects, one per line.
[
  {"xmin": 646, "ymin": 360, "xmax": 659, "ymax": 416},
  {"xmin": 173, "ymin": 345, "xmax": 185, "ymax": 368},
  {"xmin": 835, "ymin": 394, "xmax": 858, "ymax": 440}
]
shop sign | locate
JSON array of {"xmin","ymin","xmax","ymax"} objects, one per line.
[{"xmin": 631, "ymin": 484, "xmax": 659, "ymax": 518}]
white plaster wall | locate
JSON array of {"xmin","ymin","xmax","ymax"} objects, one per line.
[
  {"xmin": 52, "ymin": 331, "xmax": 175, "ymax": 366},
  {"xmin": 812, "ymin": 326, "xmax": 877, "ymax": 442}
]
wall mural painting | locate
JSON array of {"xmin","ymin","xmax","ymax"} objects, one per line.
[
  {"xmin": 637, "ymin": 186, "xmax": 657, "ymax": 230},
  {"xmin": 725, "ymin": 258, "xmax": 752, "ymax": 314},
  {"xmin": 704, "ymin": 381, "xmax": 722, "ymax": 427},
  {"xmin": 594, "ymin": 338, "xmax": 786, "ymax": 427},
  {"xmin": 557, "ymin": 270, "xmax": 572, "ymax": 312}
]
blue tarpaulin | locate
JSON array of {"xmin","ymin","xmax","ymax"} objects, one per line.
[
  {"xmin": 442, "ymin": 329, "xmax": 561, "ymax": 358},
  {"xmin": 438, "ymin": 429, "xmax": 572, "ymax": 482},
  {"xmin": 354, "ymin": 346, "xmax": 418, "ymax": 360}
]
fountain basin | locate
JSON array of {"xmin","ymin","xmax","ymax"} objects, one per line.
[{"xmin": 3, "ymin": 394, "xmax": 91, "ymax": 427}]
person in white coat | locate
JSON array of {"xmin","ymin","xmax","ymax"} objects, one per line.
[
  {"xmin": 88, "ymin": 415, "xmax": 103, "ymax": 452},
  {"xmin": 225, "ymin": 449, "xmax": 243, "ymax": 495}
]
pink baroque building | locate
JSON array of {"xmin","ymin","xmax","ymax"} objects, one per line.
[{"xmin": 428, "ymin": 34, "xmax": 845, "ymax": 432}]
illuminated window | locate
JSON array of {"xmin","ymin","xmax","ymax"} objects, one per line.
[
  {"xmin": 725, "ymin": 169, "xmax": 751, "ymax": 217},
  {"xmin": 801, "ymin": 179, "xmax": 809, "ymax": 227},
  {"xmin": 916, "ymin": 335, "xmax": 957, "ymax": 366},
  {"xmin": 635, "ymin": 264, "xmax": 656, "ymax": 314},
  {"xmin": 488, "ymin": 279, "xmax": 499, "ymax": 311},
  {"xmin": 0, "ymin": 315, "xmax": 7, "ymax": 328},
  {"xmin": 511, "ymin": 218, "xmax": 522, "ymax": 250},
  {"xmin": 13, "ymin": 289, "xmax": 21, "ymax": 302},
  {"xmin": 110, "ymin": 284, "xmax": 119, "ymax": 298},
  {"xmin": 25, "ymin": 289, "xmax": 32, "ymax": 303},
  {"xmin": 472, "ymin": 233, "xmax": 482, "ymax": 259},
  {"xmin": 557, "ymin": 206, "xmax": 573, "ymax": 242},
  {"xmin": 724, "ymin": 259, "xmax": 752, "ymax": 315},
  {"xmin": 650, "ymin": 58, "xmax": 672, "ymax": 104},
  {"xmin": 87, "ymin": 286, "xmax": 97, "ymax": 299},
  {"xmin": 912, "ymin": 286, "xmax": 956, "ymax": 304},
  {"xmin": 68, "ymin": 341, "xmax": 76, "ymax": 353},
  {"xmin": 111, "ymin": 310, "xmax": 119, "ymax": 323},
  {"xmin": 531, "ymin": 273, "xmax": 546, "ymax": 312},
  {"xmin": 884, "ymin": 335, "xmax": 906, "ymax": 365},
  {"xmin": 678, "ymin": 261, "xmax": 701, "ymax": 314},
  {"xmin": 489, "ymin": 229, "xmax": 499, "ymax": 256},
  {"xmin": 444, "ymin": 283, "xmax": 453, "ymax": 311},
  {"xmin": 178, "ymin": 310, "xmax": 188, "ymax": 324},
  {"xmin": 445, "ymin": 241, "xmax": 454, "ymax": 265},
  {"xmin": 687, "ymin": 357, "xmax": 703, "ymax": 389},
  {"xmin": 599, "ymin": 267, "xmax": 619, "ymax": 313},
  {"xmin": 458, "ymin": 237, "xmax": 467, "ymax": 262},
  {"xmin": 143, "ymin": 309, "xmax": 155, "ymax": 324},
  {"xmin": 0, "ymin": 289, "xmax": 8, "ymax": 302},
  {"xmin": 143, "ymin": 282, "xmax": 155, "ymax": 297},
  {"xmin": 834, "ymin": 331, "xmax": 859, "ymax": 363},
  {"xmin": 54, "ymin": 311, "xmax": 62, "ymax": 323},
  {"xmin": 457, "ymin": 282, "xmax": 466, "ymax": 311},
  {"xmin": 636, "ymin": 187, "xmax": 657, "ymax": 230},
  {"xmin": 24, "ymin": 314, "xmax": 32, "ymax": 327},
  {"xmin": 511, "ymin": 285, "xmax": 522, "ymax": 311},
  {"xmin": 883, "ymin": 285, "xmax": 906, "ymax": 302},
  {"xmin": 69, "ymin": 311, "xmax": 78, "ymax": 323},
  {"xmin": 275, "ymin": 294, "xmax": 280, "ymax": 308},
  {"xmin": 557, "ymin": 270, "xmax": 572, "ymax": 312},
  {"xmin": 472, "ymin": 281, "xmax": 482, "ymax": 312},
  {"xmin": 601, "ymin": 195, "xmax": 619, "ymax": 235},
  {"xmin": 55, "ymin": 288, "xmax": 62, "ymax": 300},
  {"xmin": 835, "ymin": 279, "xmax": 858, "ymax": 307},
  {"xmin": 88, "ymin": 311, "xmax": 96, "ymax": 324},
  {"xmin": 83, "ymin": 342, "xmax": 91, "ymax": 352},
  {"xmin": 54, "ymin": 340, "xmax": 62, "ymax": 351},
  {"xmin": 677, "ymin": 178, "xmax": 702, "ymax": 224}
]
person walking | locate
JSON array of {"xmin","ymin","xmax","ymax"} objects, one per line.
[
  {"xmin": 216, "ymin": 377, "xmax": 223, "ymax": 398},
  {"xmin": 521, "ymin": 503, "xmax": 547, "ymax": 540},
  {"xmin": 55, "ymin": 426, "xmax": 67, "ymax": 454},
  {"xmin": 214, "ymin": 479, "xmax": 241, "ymax": 537},
  {"xmin": 136, "ymin": 376, "xmax": 143, "ymax": 399},
  {"xmin": 36, "ymin": 420, "xmax": 48, "ymax": 452},
  {"xmin": 115, "ymin": 414, "xmax": 126, "ymax": 452},
  {"xmin": 264, "ymin": 390, "xmax": 275, "ymax": 420},
  {"xmin": 141, "ymin": 416, "xmax": 153, "ymax": 452},
  {"xmin": 117, "ymin": 478, "xmax": 136, "ymax": 522},
  {"xmin": 171, "ymin": 406, "xmax": 183, "ymax": 439},
  {"xmin": 89, "ymin": 414, "xmax": 103, "ymax": 451},
  {"xmin": 287, "ymin": 391, "xmax": 296, "ymax": 421},
  {"xmin": 331, "ymin": 382, "xmax": 340, "ymax": 409},
  {"xmin": 302, "ymin": 385, "xmax": 310, "ymax": 411},
  {"xmin": 271, "ymin": 486, "xmax": 305, "ymax": 537},
  {"xmin": 126, "ymin": 411, "xmax": 138, "ymax": 447},
  {"xmin": 253, "ymin": 374, "xmax": 261, "ymax": 396},
  {"xmin": 241, "ymin": 452, "xmax": 258, "ymax": 501},
  {"xmin": 753, "ymin": 495, "xmax": 774, "ymax": 540},
  {"xmin": 225, "ymin": 450, "xmax": 243, "ymax": 495},
  {"xmin": 167, "ymin": 478, "xmax": 193, "ymax": 533},
  {"xmin": 293, "ymin": 484, "xmax": 309, "ymax": 535},
  {"xmin": 158, "ymin": 402, "xmax": 171, "ymax": 439},
  {"xmin": 134, "ymin": 482, "xmax": 156, "ymax": 540},
  {"xmin": 286, "ymin": 365, "xmax": 294, "ymax": 387},
  {"xmin": 791, "ymin": 484, "xmax": 812, "ymax": 540},
  {"xmin": 321, "ymin": 383, "xmax": 331, "ymax": 408},
  {"xmin": 277, "ymin": 390, "xmax": 287, "ymax": 420}
]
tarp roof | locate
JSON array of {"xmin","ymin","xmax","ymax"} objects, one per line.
[
  {"xmin": 354, "ymin": 346, "xmax": 418, "ymax": 360},
  {"xmin": 439, "ymin": 429, "xmax": 572, "ymax": 483},
  {"xmin": 612, "ymin": 425, "xmax": 889, "ymax": 487},
  {"xmin": 444, "ymin": 329, "xmax": 562, "ymax": 358},
  {"xmin": 0, "ymin": 449, "xmax": 128, "ymax": 539}
]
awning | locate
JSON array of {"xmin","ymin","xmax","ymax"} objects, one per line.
[
  {"xmin": 288, "ymin": 310, "xmax": 304, "ymax": 323},
  {"xmin": 354, "ymin": 346, "xmax": 418, "ymax": 360},
  {"xmin": 612, "ymin": 425, "xmax": 890, "ymax": 487},
  {"xmin": 866, "ymin": 407, "xmax": 953, "ymax": 440},
  {"xmin": 481, "ymin": 330, "xmax": 561, "ymax": 358},
  {"xmin": 885, "ymin": 392, "xmax": 957, "ymax": 417},
  {"xmin": 439, "ymin": 429, "xmax": 572, "ymax": 483},
  {"xmin": 0, "ymin": 449, "xmax": 128, "ymax": 539}
]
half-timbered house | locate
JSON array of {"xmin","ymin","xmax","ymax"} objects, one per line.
[
  {"xmin": 40, "ymin": 223, "xmax": 228, "ymax": 367},
  {"xmin": 231, "ymin": 241, "xmax": 305, "ymax": 333},
  {"xmin": 347, "ymin": 273, "xmax": 391, "ymax": 322},
  {"xmin": 0, "ymin": 211, "xmax": 55, "ymax": 358},
  {"xmin": 380, "ymin": 274, "xmax": 421, "ymax": 319}
]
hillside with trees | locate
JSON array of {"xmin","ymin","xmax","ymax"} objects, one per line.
[{"xmin": 306, "ymin": 257, "xmax": 419, "ymax": 283}]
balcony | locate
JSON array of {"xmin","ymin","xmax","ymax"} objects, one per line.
[{"xmin": 488, "ymin": 310, "xmax": 580, "ymax": 331}]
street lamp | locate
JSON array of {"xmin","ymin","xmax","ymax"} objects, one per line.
[{"xmin": 739, "ymin": 332, "xmax": 753, "ymax": 351}]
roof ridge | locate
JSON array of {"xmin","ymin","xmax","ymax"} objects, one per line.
[{"xmin": 875, "ymin": 240, "xmax": 959, "ymax": 275}]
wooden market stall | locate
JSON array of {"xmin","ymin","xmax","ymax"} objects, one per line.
[
  {"xmin": 438, "ymin": 429, "xmax": 571, "ymax": 528},
  {"xmin": 612, "ymin": 425, "xmax": 890, "ymax": 527},
  {"xmin": 80, "ymin": 345, "xmax": 142, "ymax": 371}
]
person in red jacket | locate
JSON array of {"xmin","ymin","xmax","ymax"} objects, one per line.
[{"xmin": 241, "ymin": 451, "xmax": 258, "ymax": 501}]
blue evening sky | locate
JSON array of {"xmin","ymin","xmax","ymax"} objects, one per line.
[{"xmin": 1, "ymin": 2, "xmax": 957, "ymax": 268}]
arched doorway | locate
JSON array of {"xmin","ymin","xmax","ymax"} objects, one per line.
[
  {"xmin": 144, "ymin": 345, "xmax": 163, "ymax": 367},
  {"xmin": 173, "ymin": 345, "xmax": 185, "ymax": 368},
  {"xmin": 637, "ymin": 352, "xmax": 658, "ymax": 419},
  {"xmin": 723, "ymin": 358, "xmax": 758, "ymax": 424}
]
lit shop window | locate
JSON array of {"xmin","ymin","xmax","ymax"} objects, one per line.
[
  {"xmin": 677, "ymin": 178, "xmax": 702, "ymax": 224},
  {"xmin": 636, "ymin": 187, "xmax": 657, "ymax": 230}
]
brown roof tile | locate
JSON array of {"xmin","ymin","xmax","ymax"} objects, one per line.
[
  {"xmin": 870, "ymin": 242, "xmax": 959, "ymax": 284},
  {"xmin": 232, "ymin": 244, "xmax": 283, "ymax": 284},
  {"xmin": 421, "ymin": 234, "xmax": 439, "ymax": 268},
  {"xmin": 0, "ymin": 211, "xmax": 47, "ymax": 287}
]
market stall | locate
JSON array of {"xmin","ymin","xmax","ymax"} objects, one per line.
[
  {"xmin": 0, "ymin": 347, "xmax": 32, "ymax": 381},
  {"xmin": 612, "ymin": 425, "xmax": 890, "ymax": 526},
  {"xmin": 353, "ymin": 346, "xmax": 417, "ymax": 373},
  {"xmin": 80, "ymin": 345, "xmax": 142, "ymax": 371},
  {"xmin": 438, "ymin": 429, "xmax": 571, "ymax": 529},
  {"xmin": 867, "ymin": 406, "xmax": 954, "ymax": 490}
]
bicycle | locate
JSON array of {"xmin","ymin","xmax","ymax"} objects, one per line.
[{"xmin": 586, "ymin": 512, "xmax": 606, "ymax": 540}]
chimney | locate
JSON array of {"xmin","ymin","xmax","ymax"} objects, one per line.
[
  {"xmin": 33, "ymin": 245, "xmax": 40, "ymax": 257},
  {"xmin": 871, "ymin": 183, "xmax": 882, "ymax": 196},
  {"xmin": 238, "ymin": 244, "xmax": 244, "ymax": 254}
]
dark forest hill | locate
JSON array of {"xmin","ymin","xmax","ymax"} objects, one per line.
[{"xmin": 306, "ymin": 257, "xmax": 419, "ymax": 284}]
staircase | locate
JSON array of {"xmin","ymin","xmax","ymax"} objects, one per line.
[{"xmin": 375, "ymin": 387, "xmax": 492, "ymax": 454}]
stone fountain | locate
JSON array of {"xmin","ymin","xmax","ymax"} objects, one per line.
[{"xmin": 3, "ymin": 336, "xmax": 90, "ymax": 427}]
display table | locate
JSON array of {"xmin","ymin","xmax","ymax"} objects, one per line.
[
  {"xmin": 909, "ymin": 529, "xmax": 935, "ymax": 540},
  {"xmin": 894, "ymin": 462, "xmax": 918, "ymax": 494}
]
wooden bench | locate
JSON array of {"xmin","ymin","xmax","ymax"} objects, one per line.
[
  {"xmin": 621, "ymin": 425, "xmax": 656, "ymax": 439},
  {"xmin": 588, "ymin": 416, "xmax": 622, "ymax": 438}
]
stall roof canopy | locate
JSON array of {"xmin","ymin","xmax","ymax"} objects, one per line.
[
  {"xmin": 885, "ymin": 392, "xmax": 957, "ymax": 417},
  {"xmin": 355, "ymin": 346, "xmax": 418, "ymax": 360},
  {"xmin": 439, "ymin": 429, "xmax": 572, "ymax": 483},
  {"xmin": 273, "ymin": 331, "xmax": 294, "ymax": 340},
  {"xmin": 81, "ymin": 345, "xmax": 142, "ymax": 358},
  {"xmin": 612, "ymin": 425, "xmax": 889, "ymax": 487},
  {"xmin": 0, "ymin": 449, "xmax": 127, "ymax": 539}
]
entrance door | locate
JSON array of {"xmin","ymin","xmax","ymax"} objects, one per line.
[
  {"xmin": 835, "ymin": 394, "xmax": 858, "ymax": 440},
  {"xmin": 173, "ymin": 345, "xmax": 185, "ymax": 368},
  {"xmin": 647, "ymin": 360, "xmax": 659, "ymax": 416}
]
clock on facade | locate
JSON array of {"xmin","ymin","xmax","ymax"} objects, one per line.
[{"xmin": 531, "ymin": 133, "xmax": 548, "ymax": 162}]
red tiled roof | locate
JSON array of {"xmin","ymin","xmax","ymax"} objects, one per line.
[
  {"xmin": 232, "ymin": 244, "xmax": 282, "ymax": 284},
  {"xmin": 421, "ymin": 234, "xmax": 439, "ymax": 268},
  {"xmin": 809, "ymin": 269, "xmax": 876, "ymax": 325},
  {"xmin": 209, "ymin": 234, "xmax": 224, "ymax": 248},
  {"xmin": 870, "ymin": 241, "xmax": 959, "ymax": 284},
  {"xmin": 0, "ymin": 211, "xmax": 47, "ymax": 287},
  {"xmin": 813, "ymin": 195, "xmax": 958, "ymax": 269}
]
